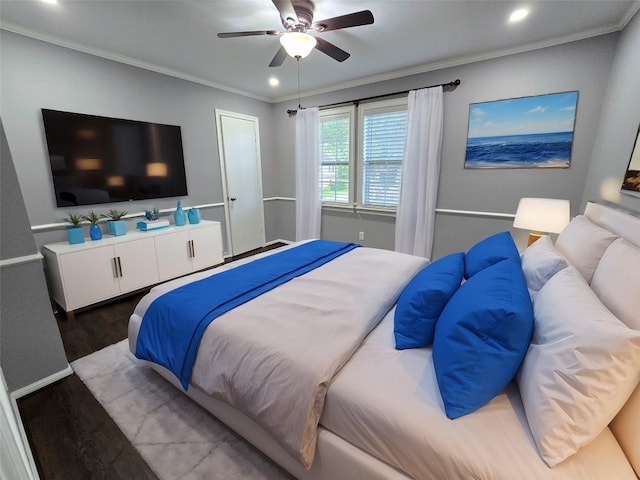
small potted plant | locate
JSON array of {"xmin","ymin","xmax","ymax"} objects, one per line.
[
  {"xmin": 82, "ymin": 211, "xmax": 104, "ymax": 241},
  {"xmin": 64, "ymin": 213, "xmax": 85, "ymax": 245},
  {"xmin": 105, "ymin": 209, "xmax": 128, "ymax": 236}
]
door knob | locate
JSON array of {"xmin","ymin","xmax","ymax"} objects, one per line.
[{"xmin": 229, "ymin": 197, "xmax": 237, "ymax": 202}]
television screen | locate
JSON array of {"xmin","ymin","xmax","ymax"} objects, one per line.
[{"xmin": 42, "ymin": 109, "xmax": 188, "ymax": 207}]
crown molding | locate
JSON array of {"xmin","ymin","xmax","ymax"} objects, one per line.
[
  {"xmin": 272, "ymin": 21, "xmax": 628, "ymax": 104},
  {"xmin": 0, "ymin": 22, "xmax": 272, "ymax": 103}
]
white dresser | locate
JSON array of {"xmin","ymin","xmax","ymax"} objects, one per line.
[{"xmin": 43, "ymin": 220, "xmax": 223, "ymax": 317}]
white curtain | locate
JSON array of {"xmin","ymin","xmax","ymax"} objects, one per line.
[
  {"xmin": 295, "ymin": 107, "xmax": 321, "ymax": 241},
  {"xmin": 394, "ymin": 86, "xmax": 444, "ymax": 259}
]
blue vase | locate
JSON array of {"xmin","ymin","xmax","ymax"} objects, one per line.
[
  {"xmin": 174, "ymin": 200, "xmax": 186, "ymax": 226},
  {"xmin": 89, "ymin": 224, "xmax": 102, "ymax": 240},
  {"xmin": 188, "ymin": 207, "xmax": 201, "ymax": 224}
]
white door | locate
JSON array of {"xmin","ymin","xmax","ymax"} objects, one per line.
[{"xmin": 216, "ymin": 109, "xmax": 265, "ymax": 256}]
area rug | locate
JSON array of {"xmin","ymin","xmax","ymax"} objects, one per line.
[{"xmin": 71, "ymin": 340, "xmax": 291, "ymax": 480}]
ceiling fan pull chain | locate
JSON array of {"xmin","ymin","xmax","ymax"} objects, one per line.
[{"xmin": 297, "ymin": 57, "xmax": 302, "ymax": 109}]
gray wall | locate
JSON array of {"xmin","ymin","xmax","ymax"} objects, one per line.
[
  {"xmin": 0, "ymin": 30, "xmax": 279, "ymax": 253},
  {"xmin": 582, "ymin": 11, "xmax": 640, "ymax": 212},
  {"xmin": 273, "ymin": 33, "xmax": 619, "ymax": 259},
  {"xmin": 1, "ymin": 120, "xmax": 69, "ymax": 392}
]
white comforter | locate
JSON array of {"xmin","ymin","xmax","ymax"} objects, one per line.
[{"xmin": 130, "ymin": 246, "xmax": 427, "ymax": 468}]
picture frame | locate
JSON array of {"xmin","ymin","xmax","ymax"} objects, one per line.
[
  {"xmin": 464, "ymin": 91, "xmax": 579, "ymax": 169},
  {"xmin": 621, "ymin": 123, "xmax": 640, "ymax": 198}
]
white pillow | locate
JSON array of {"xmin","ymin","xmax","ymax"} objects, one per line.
[
  {"xmin": 555, "ymin": 215, "xmax": 618, "ymax": 283},
  {"xmin": 520, "ymin": 235, "xmax": 568, "ymax": 292},
  {"xmin": 517, "ymin": 266, "xmax": 640, "ymax": 467},
  {"xmin": 591, "ymin": 238, "xmax": 640, "ymax": 330}
]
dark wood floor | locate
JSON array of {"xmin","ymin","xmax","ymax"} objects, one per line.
[{"xmin": 18, "ymin": 243, "xmax": 285, "ymax": 480}]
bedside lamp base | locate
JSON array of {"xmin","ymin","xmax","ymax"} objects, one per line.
[{"xmin": 527, "ymin": 232, "xmax": 544, "ymax": 246}]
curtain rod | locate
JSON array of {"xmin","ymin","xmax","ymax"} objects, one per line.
[{"xmin": 287, "ymin": 79, "xmax": 460, "ymax": 116}]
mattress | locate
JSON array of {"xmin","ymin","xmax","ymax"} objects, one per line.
[
  {"xmin": 321, "ymin": 310, "xmax": 638, "ymax": 480},
  {"xmin": 130, "ymin": 243, "xmax": 428, "ymax": 468}
]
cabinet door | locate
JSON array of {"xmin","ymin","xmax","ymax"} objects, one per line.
[
  {"xmin": 155, "ymin": 230, "xmax": 192, "ymax": 281},
  {"xmin": 114, "ymin": 237, "xmax": 160, "ymax": 293},
  {"xmin": 190, "ymin": 224, "xmax": 224, "ymax": 271},
  {"xmin": 58, "ymin": 245, "xmax": 120, "ymax": 310}
]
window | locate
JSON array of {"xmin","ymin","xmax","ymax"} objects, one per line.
[
  {"xmin": 319, "ymin": 98, "xmax": 407, "ymax": 211},
  {"xmin": 319, "ymin": 107, "xmax": 354, "ymax": 204},
  {"xmin": 359, "ymin": 99, "xmax": 408, "ymax": 208}
]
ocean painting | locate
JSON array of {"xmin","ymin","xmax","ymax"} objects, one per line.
[
  {"xmin": 621, "ymin": 124, "xmax": 640, "ymax": 198},
  {"xmin": 465, "ymin": 91, "xmax": 578, "ymax": 168}
]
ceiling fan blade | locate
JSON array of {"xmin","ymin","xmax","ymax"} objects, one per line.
[
  {"xmin": 314, "ymin": 37, "xmax": 350, "ymax": 62},
  {"xmin": 312, "ymin": 10, "xmax": 374, "ymax": 32},
  {"xmin": 217, "ymin": 30, "xmax": 280, "ymax": 38},
  {"xmin": 269, "ymin": 46, "xmax": 288, "ymax": 67},
  {"xmin": 272, "ymin": 0, "xmax": 298, "ymax": 24}
]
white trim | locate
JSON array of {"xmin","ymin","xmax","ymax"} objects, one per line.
[
  {"xmin": 319, "ymin": 106, "xmax": 357, "ymax": 206},
  {"xmin": 435, "ymin": 208, "xmax": 516, "ymax": 219},
  {"xmin": 2, "ymin": 9, "xmax": 633, "ymax": 106},
  {"xmin": 10, "ymin": 364, "xmax": 73, "ymax": 399},
  {"xmin": 195, "ymin": 202, "xmax": 225, "ymax": 209},
  {"xmin": 0, "ymin": 253, "xmax": 44, "ymax": 268},
  {"xmin": 356, "ymin": 207, "xmax": 397, "ymax": 217},
  {"xmin": 263, "ymin": 197, "xmax": 295, "ymax": 202},
  {"xmin": 0, "ymin": 23, "xmax": 271, "ymax": 103},
  {"xmin": 1, "ymin": 368, "xmax": 39, "ymax": 480},
  {"xmin": 265, "ymin": 238, "xmax": 293, "ymax": 246},
  {"xmin": 222, "ymin": 238, "xmax": 293, "ymax": 258},
  {"xmin": 620, "ymin": 3, "xmax": 640, "ymax": 29},
  {"xmin": 215, "ymin": 109, "xmax": 266, "ymax": 257},
  {"xmin": 262, "ymin": 199, "xmax": 516, "ymax": 220},
  {"xmin": 30, "ymin": 203, "xmax": 226, "ymax": 233},
  {"xmin": 272, "ymin": 22, "xmax": 628, "ymax": 103}
]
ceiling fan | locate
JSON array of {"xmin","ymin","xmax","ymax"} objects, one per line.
[{"xmin": 217, "ymin": 0, "xmax": 374, "ymax": 67}]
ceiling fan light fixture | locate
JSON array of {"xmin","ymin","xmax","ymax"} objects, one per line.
[{"xmin": 280, "ymin": 32, "xmax": 317, "ymax": 59}]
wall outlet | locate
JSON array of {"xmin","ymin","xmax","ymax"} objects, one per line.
[{"xmin": 358, "ymin": 231, "xmax": 365, "ymax": 241}]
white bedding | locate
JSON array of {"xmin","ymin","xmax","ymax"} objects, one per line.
[
  {"xmin": 128, "ymin": 203, "xmax": 639, "ymax": 479},
  {"xmin": 321, "ymin": 311, "xmax": 638, "ymax": 480},
  {"xmin": 130, "ymin": 246, "xmax": 427, "ymax": 468}
]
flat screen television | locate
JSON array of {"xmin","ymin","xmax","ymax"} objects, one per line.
[{"xmin": 42, "ymin": 109, "xmax": 188, "ymax": 207}]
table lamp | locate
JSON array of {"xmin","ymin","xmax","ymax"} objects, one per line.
[{"xmin": 513, "ymin": 198, "xmax": 570, "ymax": 246}]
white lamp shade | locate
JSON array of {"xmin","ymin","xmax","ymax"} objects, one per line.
[
  {"xmin": 513, "ymin": 198, "xmax": 570, "ymax": 234},
  {"xmin": 280, "ymin": 32, "xmax": 317, "ymax": 59}
]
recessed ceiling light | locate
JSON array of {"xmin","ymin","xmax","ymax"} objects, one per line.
[
  {"xmin": 509, "ymin": 8, "xmax": 529, "ymax": 23},
  {"xmin": 40, "ymin": 0, "xmax": 58, "ymax": 4},
  {"xmin": 269, "ymin": 77, "xmax": 280, "ymax": 87}
]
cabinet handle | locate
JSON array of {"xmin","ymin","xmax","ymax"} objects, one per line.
[
  {"xmin": 117, "ymin": 256, "xmax": 123, "ymax": 277},
  {"xmin": 112, "ymin": 257, "xmax": 119, "ymax": 278},
  {"xmin": 190, "ymin": 239, "xmax": 196, "ymax": 258}
]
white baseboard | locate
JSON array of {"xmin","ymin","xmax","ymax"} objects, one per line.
[
  {"xmin": 223, "ymin": 239, "xmax": 294, "ymax": 258},
  {"xmin": 265, "ymin": 238, "xmax": 293, "ymax": 246},
  {"xmin": 10, "ymin": 364, "xmax": 73, "ymax": 400}
]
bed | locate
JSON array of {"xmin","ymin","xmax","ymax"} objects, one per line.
[{"xmin": 128, "ymin": 200, "xmax": 640, "ymax": 480}]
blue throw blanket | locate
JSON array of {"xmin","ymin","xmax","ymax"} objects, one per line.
[{"xmin": 135, "ymin": 240, "xmax": 359, "ymax": 389}]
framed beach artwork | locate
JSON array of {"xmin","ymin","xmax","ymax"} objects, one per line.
[
  {"xmin": 465, "ymin": 91, "xmax": 579, "ymax": 168},
  {"xmin": 621, "ymin": 123, "xmax": 640, "ymax": 198}
]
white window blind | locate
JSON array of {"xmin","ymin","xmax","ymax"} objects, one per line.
[
  {"xmin": 361, "ymin": 105, "xmax": 407, "ymax": 208},
  {"xmin": 319, "ymin": 109, "xmax": 352, "ymax": 204}
]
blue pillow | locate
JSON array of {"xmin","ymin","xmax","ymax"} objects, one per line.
[
  {"xmin": 432, "ymin": 258, "xmax": 533, "ymax": 419},
  {"xmin": 394, "ymin": 252, "xmax": 464, "ymax": 349},
  {"xmin": 464, "ymin": 231, "xmax": 520, "ymax": 279}
]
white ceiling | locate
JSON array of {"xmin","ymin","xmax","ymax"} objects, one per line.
[{"xmin": 1, "ymin": 0, "xmax": 638, "ymax": 102}]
